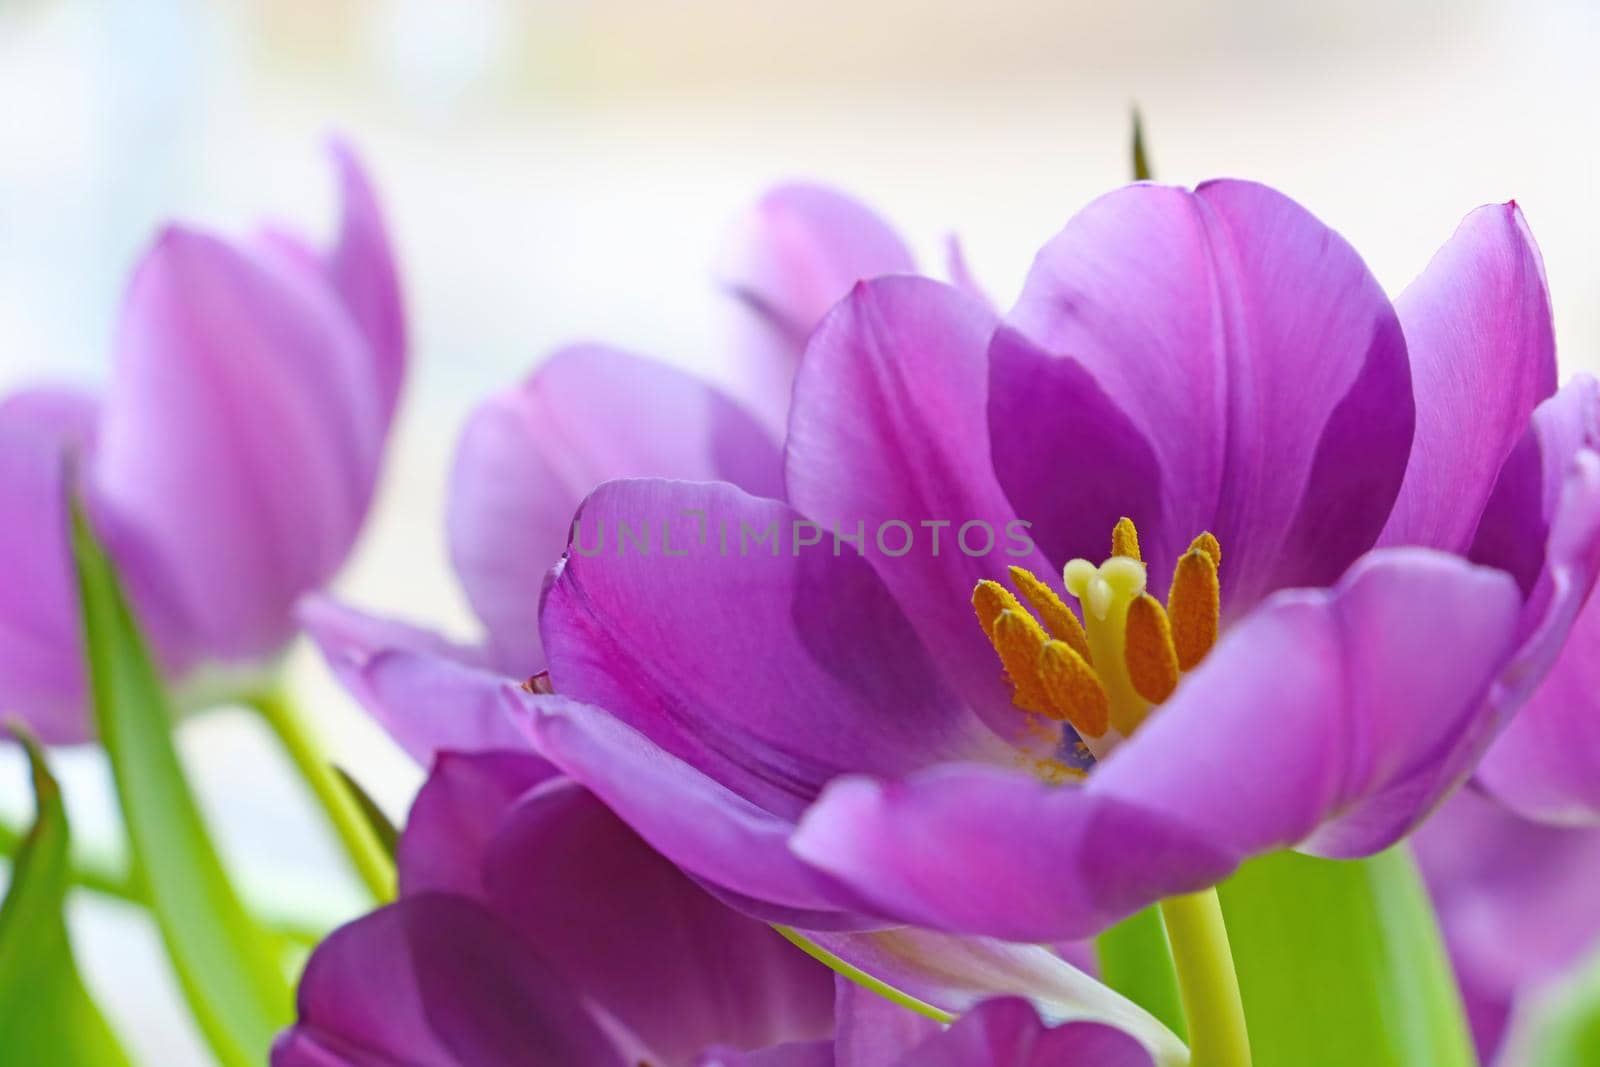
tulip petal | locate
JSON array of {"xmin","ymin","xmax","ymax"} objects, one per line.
[
  {"xmin": 273, "ymin": 895, "xmax": 625, "ymax": 1067},
  {"xmin": 95, "ymin": 227, "xmax": 384, "ymax": 662},
  {"xmin": 1464, "ymin": 378, "xmax": 1600, "ymax": 824},
  {"xmin": 717, "ymin": 183, "xmax": 914, "ymax": 430},
  {"xmin": 510, "ymin": 689, "xmax": 870, "ymax": 923},
  {"xmin": 397, "ymin": 751, "xmax": 557, "ymax": 898},
  {"xmin": 792, "ymin": 762, "xmax": 1235, "ymax": 942},
  {"xmin": 1004, "ymin": 181, "xmax": 1412, "ymax": 610},
  {"xmin": 1414, "ymin": 790, "xmax": 1600, "ymax": 1061},
  {"xmin": 299, "ymin": 596, "xmax": 523, "ymax": 764},
  {"xmin": 894, "ymin": 998, "xmax": 1156, "ymax": 1067},
  {"xmin": 448, "ymin": 345, "xmax": 781, "ymax": 675},
  {"xmin": 482, "ymin": 777, "xmax": 834, "ymax": 1064},
  {"xmin": 1381, "ymin": 203, "xmax": 1556, "ymax": 552},
  {"xmin": 0, "ymin": 391, "xmax": 100, "ymax": 741},
  {"xmin": 785, "ymin": 277, "xmax": 1062, "ymax": 733},
  {"xmin": 325, "ymin": 140, "xmax": 406, "ymax": 428},
  {"xmin": 540, "ymin": 478, "xmax": 1004, "ymax": 818}
]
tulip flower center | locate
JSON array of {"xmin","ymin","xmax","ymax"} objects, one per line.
[{"xmin": 972, "ymin": 518, "xmax": 1221, "ymax": 771}]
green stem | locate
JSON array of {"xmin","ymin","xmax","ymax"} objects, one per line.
[
  {"xmin": 249, "ymin": 690, "xmax": 395, "ymax": 903},
  {"xmin": 1160, "ymin": 888, "xmax": 1252, "ymax": 1067},
  {"xmin": 0, "ymin": 818, "xmax": 322, "ymax": 946},
  {"xmin": 773, "ymin": 926, "xmax": 953, "ymax": 1023}
]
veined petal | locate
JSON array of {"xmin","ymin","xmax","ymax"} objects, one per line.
[
  {"xmin": 791, "ymin": 762, "xmax": 1234, "ymax": 942},
  {"xmin": 1468, "ymin": 377, "xmax": 1600, "ymax": 824},
  {"xmin": 272, "ymin": 895, "xmax": 626, "ymax": 1067},
  {"xmin": 1381, "ymin": 202, "xmax": 1556, "ymax": 552},
  {"xmin": 0, "ymin": 391, "xmax": 100, "ymax": 742},
  {"xmin": 785, "ymin": 277, "xmax": 1061, "ymax": 735},
  {"xmin": 299, "ymin": 596, "xmax": 522, "ymax": 765},
  {"xmin": 1004, "ymin": 181, "xmax": 1412, "ymax": 611},
  {"xmin": 716, "ymin": 183, "xmax": 913, "ymax": 430},
  {"xmin": 508, "ymin": 689, "xmax": 874, "ymax": 924},
  {"xmin": 1414, "ymin": 790, "xmax": 1600, "ymax": 1061},
  {"xmin": 397, "ymin": 751, "xmax": 557, "ymax": 898},
  {"xmin": 482, "ymin": 777, "xmax": 834, "ymax": 1064},
  {"xmin": 892, "ymin": 998, "xmax": 1157, "ymax": 1067},
  {"xmin": 539, "ymin": 478, "xmax": 1003, "ymax": 818},
  {"xmin": 324, "ymin": 139, "xmax": 406, "ymax": 429},
  {"xmin": 448, "ymin": 345, "xmax": 781, "ymax": 676},
  {"xmin": 95, "ymin": 226, "xmax": 385, "ymax": 663}
]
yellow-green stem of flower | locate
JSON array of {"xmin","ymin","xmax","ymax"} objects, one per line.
[
  {"xmin": 1160, "ymin": 889, "xmax": 1252, "ymax": 1067},
  {"xmin": 249, "ymin": 689, "xmax": 396, "ymax": 903}
]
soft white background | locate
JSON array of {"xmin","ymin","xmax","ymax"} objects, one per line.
[{"xmin": 1, "ymin": 1, "xmax": 1596, "ymax": 1061}]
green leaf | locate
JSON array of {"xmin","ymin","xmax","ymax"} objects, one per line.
[
  {"xmin": 0, "ymin": 725, "xmax": 133, "ymax": 1066},
  {"xmin": 1095, "ymin": 905, "xmax": 1187, "ymax": 1041},
  {"xmin": 332, "ymin": 766, "xmax": 399, "ymax": 859},
  {"xmin": 71, "ymin": 501, "xmax": 293, "ymax": 1067},
  {"xmin": 1131, "ymin": 107, "xmax": 1154, "ymax": 181},
  {"xmin": 1217, "ymin": 845, "xmax": 1476, "ymax": 1067}
]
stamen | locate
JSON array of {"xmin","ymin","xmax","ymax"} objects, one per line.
[
  {"xmin": 1008, "ymin": 566, "xmax": 1092, "ymax": 663},
  {"xmin": 1168, "ymin": 546, "xmax": 1221, "ymax": 670},
  {"xmin": 1112, "ymin": 516, "xmax": 1141, "ymax": 560},
  {"xmin": 973, "ymin": 579, "xmax": 1022, "ymax": 638},
  {"xmin": 1189, "ymin": 531, "xmax": 1221, "ymax": 570},
  {"xmin": 1037, "ymin": 640, "xmax": 1110, "ymax": 743},
  {"xmin": 987, "ymin": 609, "xmax": 1055, "ymax": 716},
  {"xmin": 1124, "ymin": 593, "xmax": 1179, "ymax": 703}
]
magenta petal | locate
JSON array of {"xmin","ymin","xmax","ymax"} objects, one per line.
[
  {"xmin": 0, "ymin": 390, "xmax": 100, "ymax": 742},
  {"xmin": 324, "ymin": 140, "xmax": 407, "ymax": 430},
  {"xmin": 792, "ymin": 763, "xmax": 1234, "ymax": 941},
  {"xmin": 510, "ymin": 690, "xmax": 869, "ymax": 923},
  {"xmin": 1094, "ymin": 549, "xmax": 1520, "ymax": 861},
  {"xmin": 895, "ymin": 998, "xmax": 1154, "ymax": 1067},
  {"xmin": 299, "ymin": 596, "xmax": 523, "ymax": 764},
  {"xmin": 448, "ymin": 345, "xmax": 781, "ymax": 675},
  {"xmin": 831, "ymin": 980, "xmax": 942, "ymax": 1067},
  {"xmin": 717, "ymin": 183, "xmax": 914, "ymax": 430},
  {"xmin": 397, "ymin": 751, "xmax": 557, "ymax": 898},
  {"xmin": 273, "ymin": 895, "xmax": 625, "ymax": 1067},
  {"xmin": 785, "ymin": 277, "xmax": 1059, "ymax": 731},
  {"xmin": 95, "ymin": 227, "xmax": 385, "ymax": 663},
  {"xmin": 696, "ymin": 1043, "xmax": 836, "ymax": 1067},
  {"xmin": 1005, "ymin": 181, "xmax": 1412, "ymax": 611},
  {"xmin": 1381, "ymin": 203, "xmax": 1556, "ymax": 552},
  {"xmin": 1415, "ymin": 790, "xmax": 1600, "ymax": 1062},
  {"xmin": 540, "ymin": 478, "xmax": 1002, "ymax": 817},
  {"xmin": 1469, "ymin": 378, "xmax": 1600, "ymax": 823},
  {"xmin": 482, "ymin": 777, "xmax": 834, "ymax": 1064}
]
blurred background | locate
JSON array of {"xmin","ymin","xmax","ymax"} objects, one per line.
[{"xmin": 0, "ymin": 0, "xmax": 1595, "ymax": 1060}]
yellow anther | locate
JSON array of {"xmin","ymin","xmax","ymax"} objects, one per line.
[
  {"xmin": 973, "ymin": 579, "xmax": 1022, "ymax": 638},
  {"xmin": 1189, "ymin": 531, "xmax": 1222, "ymax": 571},
  {"xmin": 1111, "ymin": 516, "xmax": 1141, "ymax": 561},
  {"xmin": 1168, "ymin": 547, "xmax": 1221, "ymax": 670},
  {"xmin": 1008, "ymin": 566, "xmax": 1092, "ymax": 663},
  {"xmin": 1124, "ymin": 593, "xmax": 1179, "ymax": 703},
  {"xmin": 988, "ymin": 609, "xmax": 1054, "ymax": 716},
  {"xmin": 1037, "ymin": 640, "xmax": 1110, "ymax": 740}
]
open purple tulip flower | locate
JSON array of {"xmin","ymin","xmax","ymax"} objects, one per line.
[
  {"xmin": 276, "ymin": 750, "xmax": 1168, "ymax": 1067},
  {"xmin": 0, "ymin": 142, "xmax": 404, "ymax": 742},
  {"xmin": 515, "ymin": 180, "xmax": 1600, "ymax": 947}
]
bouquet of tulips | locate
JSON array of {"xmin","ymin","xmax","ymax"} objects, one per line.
[{"xmin": 4, "ymin": 125, "xmax": 1600, "ymax": 1067}]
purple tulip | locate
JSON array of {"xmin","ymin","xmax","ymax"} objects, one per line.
[
  {"xmin": 275, "ymin": 751, "xmax": 1165, "ymax": 1067},
  {"xmin": 513, "ymin": 182, "xmax": 1600, "ymax": 941},
  {"xmin": 1414, "ymin": 788, "xmax": 1600, "ymax": 1062},
  {"xmin": 0, "ymin": 142, "xmax": 403, "ymax": 742}
]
